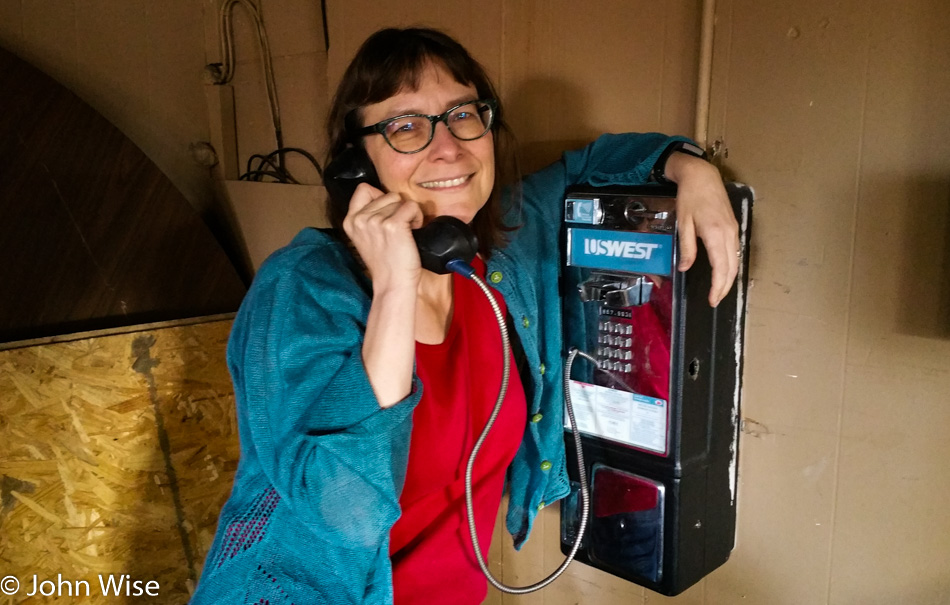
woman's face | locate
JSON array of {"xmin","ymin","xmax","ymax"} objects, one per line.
[{"xmin": 360, "ymin": 62, "xmax": 495, "ymax": 224}]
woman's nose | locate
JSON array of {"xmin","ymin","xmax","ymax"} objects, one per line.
[{"xmin": 426, "ymin": 121, "xmax": 464, "ymax": 160}]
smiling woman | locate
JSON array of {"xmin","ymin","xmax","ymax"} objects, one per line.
[
  {"xmin": 190, "ymin": 26, "xmax": 738, "ymax": 605},
  {"xmin": 357, "ymin": 67, "xmax": 496, "ymax": 225}
]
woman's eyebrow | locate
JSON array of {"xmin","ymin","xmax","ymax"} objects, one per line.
[{"xmin": 386, "ymin": 96, "xmax": 479, "ymax": 117}]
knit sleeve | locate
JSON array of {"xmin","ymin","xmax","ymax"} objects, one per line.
[
  {"xmin": 516, "ymin": 132, "xmax": 694, "ymax": 227},
  {"xmin": 227, "ymin": 238, "xmax": 421, "ymax": 551}
]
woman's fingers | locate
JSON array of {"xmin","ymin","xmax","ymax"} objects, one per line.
[
  {"xmin": 699, "ymin": 225, "xmax": 740, "ymax": 306},
  {"xmin": 678, "ymin": 216, "xmax": 737, "ymax": 306},
  {"xmin": 342, "ymin": 186, "xmax": 425, "ymax": 287},
  {"xmin": 343, "ymin": 183, "xmax": 392, "ymax": 231},
  {"xmin": 346, "ymin": 182, "xmax": 385, "ymax": 212},
  {"xmin": 670, "ymin": 158, "xmax": 741, "ymax": 306},
  {"xmin": 677, "ymin": 216, "xmax": 698, "ymax": 272}
]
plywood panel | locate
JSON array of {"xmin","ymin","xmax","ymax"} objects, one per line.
[
  {"xmin": 0, "ymin": 319, "xmax": 238, "ymax": 604},
  {"xmin": 0, "ymin": 46, "xmax": 245, "ymax": 343},
  {"xmin": 500, "ymin": 0, "xmax": 697, "ymax": 173},
  {"xmin": 503, "ymin": 2, "xmax": 663, "ymax": 143},
  {"xmin": 0, "ymin": 2, "xmax": 22, "ymax": 53},
  {"xmin": 657, "ymin": 0, "xmax": 702, "ymax": 137},
  {"xmin": 75, "ymin": 0, "xmax": 151, "ymax": 151},
  {"xmin": 702, "ymin": 2, "xmax": 871, "ymax": 602},
  {"xmin": 701, "ymin": 307, "xmax": 843, "ymax": 605},
  {"xmin": 845, "ymin": 4, "xmax": 950, "ymax": 347},
  {"xmin": 708, "ymin": 1, "xmax": 869, "ymax": 320},
  {"xmin": 145, "ymin": 0, "xmax": 213, "ymax": 209}
]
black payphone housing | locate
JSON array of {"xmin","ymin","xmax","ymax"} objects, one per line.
[{"xmin": 559, "ymin": 183, "xmax": 753, "ymax": 596}]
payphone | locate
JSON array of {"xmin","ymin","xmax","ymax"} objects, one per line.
[{"xmin": 559, "ymin": 183, "xmax": 752, "ymax": 596}]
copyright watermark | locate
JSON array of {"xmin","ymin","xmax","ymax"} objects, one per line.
[
  {"xmin": 1, "ymin": 575, "xmax": 19, "ymax": 595},
  {"xmin": 0, "ymin": 574, "xmax": 159, "ymax": 597}
]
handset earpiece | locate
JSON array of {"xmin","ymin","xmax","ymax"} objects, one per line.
[{"xmin": 324, "ymin": 145, "xmax": 382, "ymax": 218}]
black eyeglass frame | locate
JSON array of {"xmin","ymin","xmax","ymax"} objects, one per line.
[{"xmin": 349, "ymin": 98, "xmax": 498, "ymax": 154}]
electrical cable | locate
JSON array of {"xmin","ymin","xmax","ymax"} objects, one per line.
[
  {"xmin": 238, "ymin": 170, "xmax": 288, "ymax": 182},
  {"xmin": 211, "ymin": 0, "xmax": 284, "ymax": 168},
  {"xmin": 450, "ymin": 261, "xmax": 594, "ymax": 594},
  {"xmin": 238, "ymin": 147, "xmax": 324, "ymax": 183}
]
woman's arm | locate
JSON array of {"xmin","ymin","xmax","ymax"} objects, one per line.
[
  {"xmin": 662, "ymin": 152, "xmax": 739, "ymax": 306},
  {"xmin": 228, "ymin": 241, "xmax": 420, "ymax": 548},
  {"xmin": 517, "ymin": 132, "xmax": 739, "ymax": 305},
  {"xmin": 342, "ymin": 182, "xmax": 424, "ymax": 407}
]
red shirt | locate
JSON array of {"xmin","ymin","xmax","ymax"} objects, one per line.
[
  {"xmin": 627, "ymin": 278, "xmax": 672, "ymax": 400},
  {"xmin": 391, "ymin": 257, "xmax": 527, "ymax": 605}
]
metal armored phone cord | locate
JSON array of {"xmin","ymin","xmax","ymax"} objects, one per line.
[{"xmin": 447, "ymin": 260, "xmax": 592, "ymax": 594}]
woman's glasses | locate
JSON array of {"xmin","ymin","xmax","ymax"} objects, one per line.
[{"xmin": 351, "ymin": 99, "xmax": 497, "ymax": 154}]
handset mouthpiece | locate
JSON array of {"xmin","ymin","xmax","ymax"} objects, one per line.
[{"xmin": 412, "ymin": 216, "xmax": 479, "ymax": 275}]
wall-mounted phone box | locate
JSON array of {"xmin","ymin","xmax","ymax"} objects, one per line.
[{"xmin": 560, "ymin": 183, "xmax": 753, "ymax": 596}]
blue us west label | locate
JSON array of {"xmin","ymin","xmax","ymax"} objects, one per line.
[{"xmin": 567, "ymin": 228, "xmax": 674, "ymax": 275}]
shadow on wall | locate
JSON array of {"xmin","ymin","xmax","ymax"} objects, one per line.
[
  {"xmin": 894, "ymin": 175, "xmax": 950, "ymax": 339},
  {"xmin": 124, "ymin": 323, "xmax": 240, "ymax": 601}
]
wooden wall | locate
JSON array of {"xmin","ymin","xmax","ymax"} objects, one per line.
[{"xmin": 698, "ymin": 1, "xmax": 950, "ymax": 603}]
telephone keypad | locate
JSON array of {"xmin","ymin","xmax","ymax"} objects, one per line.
[{"xmin": 597, "ymin": 319, "xmax": 635, "ymax": 375}]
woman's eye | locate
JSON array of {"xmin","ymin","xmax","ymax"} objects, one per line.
[{"xmin": 387, "ymin": 121, "xmax": 417, "ymax": 134}]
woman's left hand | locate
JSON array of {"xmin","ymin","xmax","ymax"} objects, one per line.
[{"xmin": 664, "ymin": 152, "xmax": 740, "ymax": 307}]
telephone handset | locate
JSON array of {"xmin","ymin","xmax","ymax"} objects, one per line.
[{"xmin": 324, "ymin": 145, "xmax": 478, "ymax": 275}]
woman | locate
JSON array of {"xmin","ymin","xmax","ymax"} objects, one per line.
[{"xmin": 191, "ymin": 27, "xmax": 738, "ymax": 605}]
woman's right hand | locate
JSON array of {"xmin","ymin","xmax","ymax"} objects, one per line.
[
  {"xmin": 342, "ymin": 182, "xmax": 425, "ymax": 291},
  {"xmin": 342, "ymin": 182, "xmax": 423, "ymax": 408}
]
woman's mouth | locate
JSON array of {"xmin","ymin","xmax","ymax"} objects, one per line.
[{"xmin": 419, "ymin": 174, "xmax": 472, "ymax": 189}]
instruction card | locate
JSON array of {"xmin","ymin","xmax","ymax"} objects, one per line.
[{"xmin": 566, "ymin": 381, "xmax": 668, "ymax": 455}]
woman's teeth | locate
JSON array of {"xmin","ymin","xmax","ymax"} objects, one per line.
[{"xmin": 419, "ymin": 175, "xmax": 470, "ymax": 189}]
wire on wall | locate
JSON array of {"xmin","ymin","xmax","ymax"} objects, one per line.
[
  {"xmin": 239, "ymin": 147, "xmax": 324, "ymax": 183},
  {"xmin": 206, "ymin": 0, "xmax": 287, "ymax": 176}
]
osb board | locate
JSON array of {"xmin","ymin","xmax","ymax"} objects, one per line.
[{"xmin": 0, "ymin": 319, "xmax": 238, "ymax": 603}]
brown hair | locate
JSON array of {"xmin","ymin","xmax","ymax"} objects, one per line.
[{"xmin": 325, "ymin": 27, "xmax": 520, "ymax": 257}]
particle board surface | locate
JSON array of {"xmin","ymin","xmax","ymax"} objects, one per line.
[{"xmin": 0, "ymin": 319, "xmax": 238, "ymax": 603}]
